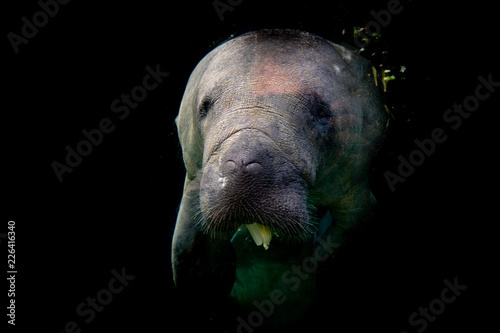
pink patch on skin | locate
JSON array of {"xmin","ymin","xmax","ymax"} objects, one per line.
[{"xmin": 252, "ymin": 59, "xmax": 303, "ymax": 95}]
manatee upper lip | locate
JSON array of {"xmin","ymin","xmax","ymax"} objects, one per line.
[{"xmin": 204, "ymin": 127, "xmax": 263, "ymax": 166}]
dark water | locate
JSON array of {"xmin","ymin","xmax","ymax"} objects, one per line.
[{"xmin": 4, "ymin": 0, "xmax": 497, "ymax": 332}]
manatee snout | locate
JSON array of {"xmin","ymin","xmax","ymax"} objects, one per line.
[
  {"xmin": 218, "ymin": 130, "xmax": 272, "ymax": 183},
  {"xmin": 200, "ymin": 129, "xmax": 312, "ymax": 239}
]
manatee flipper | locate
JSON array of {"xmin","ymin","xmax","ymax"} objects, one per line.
[
  {"xmin": 316, "ymin": 181, "xmax": 376, "ymax": 256},
  {"xmin": 172, "ymin": 176, "xmax": 236, "ymax": 303}
]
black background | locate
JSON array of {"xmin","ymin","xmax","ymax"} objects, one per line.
[{"xmin": 3, "ymin": 0, "xmax": 498, "ymax": 332}]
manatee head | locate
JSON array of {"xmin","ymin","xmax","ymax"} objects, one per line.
[{"xmin": 176, "ymin": 29, "xmax": 387, "ymax": 246}]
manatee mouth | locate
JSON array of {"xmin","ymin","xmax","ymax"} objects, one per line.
[
  {"xmin": 227, "ymin": 209, "xmax": 332, "ymax": 255},
  {"xmin": 198, "ymin": 193, "xmax": 318, "ymax": 249},
  {"xmin": 198, "ymin": 168, "xmax": 317, "ymax": 246}
]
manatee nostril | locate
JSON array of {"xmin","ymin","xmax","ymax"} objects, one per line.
[
  {"xmin": 223, "ymin": 159, "xmax": 262, "ymax": 176},
  {"xmin": 244, "ymin": 162, "xmax": 262, "ymax": 174},
  {"xmin": 224, "ymin": 160, "xmax": 238, "ymax": 174}
]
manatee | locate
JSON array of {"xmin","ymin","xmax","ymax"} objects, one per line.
[{"xmin": 171, "ymin": 29, "xmax": 387, "ymax": 327}]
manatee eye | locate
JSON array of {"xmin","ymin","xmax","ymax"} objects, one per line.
[
  {"xmin": 198, "ymin": 97, "xmax": 212, "ymax": 118},
  {"xmin": 311, "ymin": 100, "xmax": 332, "ymax": 121},
  {"xmin": 307, "ymin": 93, "xmax": 332, "ymax": 122}
]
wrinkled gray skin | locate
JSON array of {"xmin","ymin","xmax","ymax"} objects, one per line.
[{"xmin": 172, "ymin": 30, "xmax": 387, "ymax": 327}]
